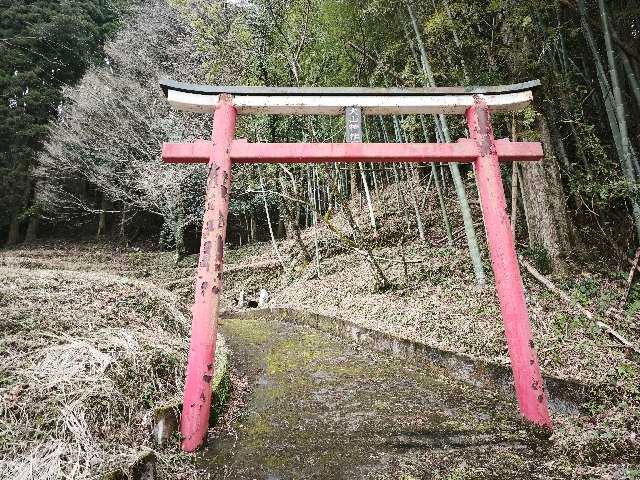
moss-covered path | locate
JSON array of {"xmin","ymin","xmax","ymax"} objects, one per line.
[{"xmin": 205, "ymin": 316, "xmax": 551, "ymax": 479}]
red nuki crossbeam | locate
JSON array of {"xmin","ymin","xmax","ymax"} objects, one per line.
[
  {"xmin": 166, "ymin": 95, "xmax": 552, "ymax": 454},
  {"xmin": 162, "ymin": 138, "xmax": 543, "ymax": 164}
]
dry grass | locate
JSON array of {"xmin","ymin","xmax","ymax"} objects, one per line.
[{"xmin": 0, "ymin": 266, "xmax": 223, "ymax": 479}]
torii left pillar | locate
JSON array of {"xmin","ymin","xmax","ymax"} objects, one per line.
[{"xmin": 180, "ymin": 94, "xmax": 236, "ymax": 452}]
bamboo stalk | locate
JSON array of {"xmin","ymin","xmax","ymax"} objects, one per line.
[
  {"xmin": 393, "ymin": 116, "xmax": 425, "ymax": 240},
  {"xmin": 405, "ymin": 1, "xmax": 485, "ymax": 283},
  {"xmin": 419, "ymin": 114, "xmax": 453, "ymax": 245},
  {"xmin": 597, "ymin": 0, "xmax": 640, "ymax": 241},
  {"xmin": 360, "ymin": 162, "xmax": 377, "ymax": 234},
  {"xmin": 441, "ymin": 0, "xmax": 470, "ymax": 83},
  {"xmin": 621, "ymin": 50, "xmax": 640, "ymax": 111},
  {"xmin": 578, "ymin": 0, "xmax": 640, "ymax": 242},
  {"xmin": 259, "ymin": 168, "xmax": 285, "ymax": 269},
  {"xmin": 379, "ymin": 115, "xmax": 409, "ymax": 226}
]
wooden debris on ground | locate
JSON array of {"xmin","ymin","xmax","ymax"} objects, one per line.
[
  {"xmin": 619, "ymin": 247, "xmax": 640, "ymax": 309},
  {"xmin": 519, "ymin": 257, "xmax": 639, "ymax": 354}
]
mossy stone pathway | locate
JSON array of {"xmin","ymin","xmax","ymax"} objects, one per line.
[{"xmin": 204, "ymin": 316, "xmax": 550, "ymax": 479}]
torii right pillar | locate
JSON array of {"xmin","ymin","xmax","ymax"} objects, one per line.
[{"xmin": 467, "ymin": 97, "xmax": 552, "ymax": 430}]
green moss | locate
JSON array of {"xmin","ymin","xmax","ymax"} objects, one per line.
[
  {"xmin": 101, "ymin": 470, "xmax": 125, "ymax": 480},
  {"xmin": 265, "ymin": 335, "xmax": 325, "ymax": 374},
  {"xmin": 204, "ymin": 315, "xmax": 534, "ymax": 477},
  {"xmin": 221, "ymin": 317, "xmax": 271, "ymax": 344},
  {"xmin": 211, "ymin": 352, "xmax": 231, "ymax": 424},
  {"xmin": 246, "ymin": 412, "xmax": 270, "ymax": 435}
]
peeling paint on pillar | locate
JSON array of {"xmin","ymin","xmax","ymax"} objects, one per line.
[
  {"xmin": 180, "ymin": 94, "xmax": 237, "ymax": 452},
  {"xmin": 467, "ymin": 96, "xmax": 552, "ymax": 431},
  {"xmin": 160, "ymin": 86, "xmax": 549, "ymax": 447}
]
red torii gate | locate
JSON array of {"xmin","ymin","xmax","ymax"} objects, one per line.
[{"xmin": 159, "ymin": 79, "xmax": 552, "ymax": 452}]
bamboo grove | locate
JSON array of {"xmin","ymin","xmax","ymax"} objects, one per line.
[{"xmin": 2, "ymin": 0, "xmax": 639, "ymax": 280}]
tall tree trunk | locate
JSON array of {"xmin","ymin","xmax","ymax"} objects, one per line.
[
  {"xmin": 394, "ymin": 114, "xmax": 424, "ymax": 240},
  {"xmin": 420, "ymin": 114, "xmax": 453, "ymax": 244},
  {"xmin": 405, "ymin": 163, "xmax": 425, "ymax": 240},
  {"xmin": 379, "ymin": 115, "xmax": 409, "ymax": 226},
  {"xmin": 404, "ymin": 13, "xmax": 452, "ymax": 243},
  {"xmin": 250, "ymin": 210, "xmax": 256, "ymax": 243},
  {"xmin": 510, "ymin": 115, "xmax": 519, "ymax": 237},
  {"xmin": 259, "ymin": 168, "xmax": 284, "ymax": 267},
  {"xmin": 97, "ymin": 194, "xmax": 108, "ymax": 238},
  {"xmin": 277, "ymin": 213, "xmax": 286, "ymax": 238},
  {"xmin": 313, "ymin": 211, "xmax": 321, "ymax": 278},
  {"xmin": 622, "ymin": 51, "xmax": 640, "ymax": 110},
  {"xmin": 23, "ymin": 180, "xmax": 40, "ymax": 244},
  {"xmin": 370, "ymin": 163, "xmax": 380, "ymax": 196},
  {"xmin": 510, "ymin": 163, "xmax": 519, "ymax": 238},
  {"xmin": 519, "ymin": 114, "xmax": 574, "ymax": 272},
  {"xmin": 350, "ymin": 164, "xmax": 360, "ymax": 198},
  {"xmin": 245, "ymin": 213, "xmax": 251, "ymax": 241},
  {"xmin": 279, "ymin": 175, "xmax": 312, "ymax": 263},
  {"xmin": 174, "ymin": 222, "xmax": 186, "ymax": 263},
  {"xmin": 307, "ymin": 166, "xmax": 313, "ymax": 216},
  {"xmin": 5, "ymin": 213, "xmax": 20, "ymax": 246},
  {"xmin": 360, "ymin": 162, "xmax": 377, "ymax": 233},
  {"xmin": 173, "ymin": 193, "xmax": 186, "ymax": 262},
  {"xmin": 390, "ymin": 116, "xmax": 413, "ymax": 228},
  {"xmin": 24, "ymin": 216, "xmax": 39, "ymax": 243},
  {"xmin": 120, "ymin": 202, "xmax": 127, "ymax": 240}
]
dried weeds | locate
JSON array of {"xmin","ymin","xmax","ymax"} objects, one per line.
[{"xmin": 0, "ymin": 266, "xmax": 222, "ymax": 479}]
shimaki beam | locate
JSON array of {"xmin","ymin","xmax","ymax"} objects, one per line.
[
  {"xmin": 162, "ymin": 138, "xmax": 543, "ymax": 165},
  {"xmin": 159, "ymin": 80, "xmax": 552, "ymax": 452}
]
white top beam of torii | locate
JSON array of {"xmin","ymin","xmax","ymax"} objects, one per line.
[{"xmin": 160, "ymin": 79, "xmax": 540, "ymax": 116}]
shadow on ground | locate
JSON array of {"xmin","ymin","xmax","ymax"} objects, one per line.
[{"xmin": 204, "ymin": 316, "xmax": 552, "ymax": 479}]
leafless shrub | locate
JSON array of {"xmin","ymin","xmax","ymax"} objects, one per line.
[{"xmin": 35, "ymin": 0, "xmax": 210, "ymax": 249}]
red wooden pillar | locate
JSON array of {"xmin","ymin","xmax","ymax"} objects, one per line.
[
  {"xmin": 466, "ymin": 97, "xmax": 552, "ymax": 430},
  {"xmin": 181, "ymin": 94, "xmax": 236, "ymax": 452}
]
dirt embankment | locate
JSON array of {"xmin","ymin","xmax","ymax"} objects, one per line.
[{"xmin": 0, "ymin": 259, "xmax": 226, "ymax": 479}]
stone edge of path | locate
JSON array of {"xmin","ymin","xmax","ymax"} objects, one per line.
[{"xmin": 221, "ymin": 307, "xmax": 593, "ymax": 415}]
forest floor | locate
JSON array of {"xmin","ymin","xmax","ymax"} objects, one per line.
[{"xmin": 1, "ymin": 183, "xmax": 639, "ymax": 478}]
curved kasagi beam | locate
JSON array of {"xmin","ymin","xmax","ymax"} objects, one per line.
[{"xmin": 159, "ymin": 79, "xmax": 540, "ymax": 115}]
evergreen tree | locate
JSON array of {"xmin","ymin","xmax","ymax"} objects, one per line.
[{"xmin": 0, "ymin": 0, "xmax": 126, "ymax": 244}]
